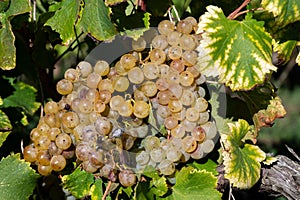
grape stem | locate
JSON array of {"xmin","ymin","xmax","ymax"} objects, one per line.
[
  {"xmin": 229, "ymin": 8, "xmax": 264, "ymax": 20},
  {"xmin": 102, "ymin": 180, "xmax": 112, "ymax": 200},
  {"xmin": 227, "ymin": 0, "xmax": 250, "ymax": 20}
]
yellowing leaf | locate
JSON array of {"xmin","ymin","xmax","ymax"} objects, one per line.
[
  {"xmin": 263, "ymin": 155, "xmax": 277, "ymax": 165},
  {"xmin": 90, "ymin": 179, "xmax": 103, "ymax": 200},
  {"xmin": 45, "ymin": 0, "xmax": 80, "ymax": 45},
  {"xmin": 0, "ymin": 109, "xmax": 12, "ymax": 148},
  {"xmin": 221, "ymin": 119, "xmax": 266, "ymax": 189},
  {"xmin": 262, "ymin": 0, "xmax": 300, "ymax": 27},
  {"xmin": 198, "ymin": 6, "xmax": 276, "ymax": 91},
  {"xmin": 296, "ymin": 52, "xmax": 300, "ymax": 65},
  {"xmin": 0, "ymin": 17, "xmax": 16, "ymax": 70},
  {"xmin": 0, "ymin": 0, "xmax": 31, "ymax": 70},
  {"xmin": 273, "ymin": 40, "xmax": 297, "ymax": 65},
  {"xmin": 80, "ymin": 0, "xmax": 117, "ymax": 41}
]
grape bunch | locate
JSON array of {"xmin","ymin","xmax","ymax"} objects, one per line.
[{"xmin": 23, "ymin": 16, "xmax": 218, "ymax": 187}]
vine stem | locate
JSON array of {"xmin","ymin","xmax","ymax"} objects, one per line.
[
  {"xmin": 230, "ymin": 8, "xmax": 264, "ymax": 20},
  {"xmin": 102, "ymin": 180, "xmax": 112, "ymax": 200},
  {"xmin": 227, "ymin": 0, "xmax": 251, "ymax": 20}
]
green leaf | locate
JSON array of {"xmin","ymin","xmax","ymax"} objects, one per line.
[
  {"xmin": 2, "ymin": 78, "xmax": 41, "ymax": 115},
  {"xmin": 198, "ymin": 6, "xmax": 276, "ymax": 91},
  {"xmin": 135, "ymin": 181, "xmax": 154, "ymax": 200},
  {"xmin": 62, "ymin": 167, "xmax": 95, "ymax": 198},
  {"xmin": 116, "ymin": 186, "xmax": 133, "ymax": 199},
  {"xmin": 172, "ymin": 0, "xmax": 192, "ymax": 18},
  {"xmin": 169, "ymin": 167, "xmax": 221, "ymax": 200},
  {"xmin": 45, "ymin": 0, "xmax": 80, "ymax": 45},
  {"xmin": 121, "ymin": 12, "xmax": 151, "ymax": 40},
  {"xmin": 0, "ymin": 17, "xmax": 16, "ymax": 70},
  {"xmin": 5, "ymin": 0, "xmax": 31, "ymax": 18},
  {"xmin": 80, "ymin": 0, "xmax": 117, "ymax": 41},
  {"xmin": 190, "ymin": 159, "xmax": 218, "ymax": 176},
  {"xmin": 149, "ymin": 176, "xmax": 168, "ymax": 197},
  {"xmin": 0, "ymin": 0, "xmax": 9, "ymax": 13},
  {"xmin": 273, "ymin": 40, "xmax": 297, "ymax": 64},
  {"xmin": 232, "ymin": 82, "xmax": 276, "ymax": 118},
  {"xmin": 220, "ymin": 119, "xmax": 266, "ymax": 189},
  {"xmin": 261, "ymin": 0, "xmax": 300, "ymax": 27},
  {"xmin": 90, "ymin": 178, "xmax": 103, "ymax": 200},
  {"xmin": 0, "ymin": 154, "xmax": 39, "ymax": 199},
  {"xmin": 0, "ymin": 109, "xmax": 12, "ymax": 148}
]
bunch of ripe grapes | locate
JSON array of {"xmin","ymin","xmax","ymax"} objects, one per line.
[{"xmin": 23, "ymin": 16, "xmax": 218, "ymax": 187}]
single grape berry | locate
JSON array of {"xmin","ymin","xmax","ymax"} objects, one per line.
[
  {"xmin": 118, "ymin": 170, "xmax": 136, "ymax": 187},
  {"xmin": 50, "ymin": 155, "xmax": 67, "ymax": 171}
]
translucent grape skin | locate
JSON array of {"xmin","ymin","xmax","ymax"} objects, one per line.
[
  {"xmin": 50, "ymin": 155, "xmax": 67, "ymax": 171},
  {"xmin": 182, "ymin": 136, "xmax": 197, "ymax": 153},
  {"xmin": 38, "ymin": 164, "xmax": 52, "ymax": 176},
  {"xmin": 133, "ymin": 101, "xmax": 150, "ymax": 118},
  {"xmin": 118, "ymin": 170, "xmax": 137, "ymax": 187},
  {"xmin": 158, "ymin": 159, "xmax": 175, "ymax": 175},
  {"xmin": 23, "ymin": 145, "xmax": 37, "ymax": 162},
  {"xmin": 158, "ymin": 20, "xmax": 175, "ymax": 35},
  {"xmin": 56, "ymin": 79, "xmax": 73, "ymax": 95},
  {"xmin": 55, "ymin": 133, "xmax": 72, "ymax": 150}
]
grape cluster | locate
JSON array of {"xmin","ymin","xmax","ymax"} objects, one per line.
[{"xmin": 23, "ymin": 16, "xmax": 218, "ymax": 186}]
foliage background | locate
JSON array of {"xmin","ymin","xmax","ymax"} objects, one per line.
[{"xmin": 0, "ymin": 0, "xmax": 299, "ymax": 199}]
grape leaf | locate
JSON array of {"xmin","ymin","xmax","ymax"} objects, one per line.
[
  {"xmin": 2, "ymin": 78, "xmax": 41, "ymax": 115},
  {"xmin": 0, "ymin": 154, "xmax": 39, "ymax": 199},
  {"xmin": 220, "ymin": 119, "xmax": 266, "ymax": 189},
  {"xmin": 198, "ymin": 6, "xmax": 276, "ymax": 91},
  {"xmin": 273, "ymin": 40, "xmax": 297, "ymax": 65},
  {"xmin": 80, "ymin": 0, "xmax": 117, "ymax": 41},
  {"xmin": 136, "ymin": 166, "xmax": 168, "ymax": 199},
  {"xmin": 121, "ymin": 12, "xmax": 151, "ymax": 40},
  {"xmin": 189, "ymin": 159, "xmax": 218, "ymax": 176},
  {"xmin": 253, "ymin": 96, "xmax": 286, "ymax": 132},
  {"xmin": 105, "ymin": 0, "xmax": 125, "ymax": 5},
  {"xmin": 0, "ymin": 109, "xmax": 12, "ymax": 148},
  {"xmin": 0, "ymin": 18, "xmax": 15, "ymax": 70},
  {"xmin": 232, "ymin": 82, "xmax": 276, "ymax": 117},
  {"xmin": 172, "ymin": 0, "xmax": 192, "ymax": 18},
  {"xmin": 135, "ymin": 181, "xmax": 154, "ymax": 200},
  {"xmin": 5, "ymin": 0, "xmax": 31, "ymax": 18},
  {"xmin": 263, "ymin": 155, "xmax": 277, "ymax": 165},
  {"xmin": 0, "ymin": 0, "xmax": 31, "ymax": 70},
  {"xmin": 296, "ymin": 51, "xmax": 300, "ymax": 65},
  {"xmin": 261, "ymin": 0, "xmax": 300, "ymax": 27},
  {"xmin": 0, "ymin": 0, "xmax": 9, "ymax": 13},
  {"xmin": 62, "ymin": 167, "xmax": 95, "ymax": 198},
  {"xmin": 90, "ymin": 178, "xmax": 103, "ymax": 200},
  {"xmin": 149, "ymin": 176, "xmax": 168, "ymax": 197},
  {"xmin": 168, "ymin": 167, "xmax": 221, "ymax": 200},
  {"xmin": 45, "ymin": 0, "xmax": 80, "ymax": 45},
  {"xmin": 116, "ymin": 186, "xmax": 133, "ymax": 199}
]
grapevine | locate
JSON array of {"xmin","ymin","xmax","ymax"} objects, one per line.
[{"xmin": 1, "ymin": 0, "xmax": 299, "ymax": 199}]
